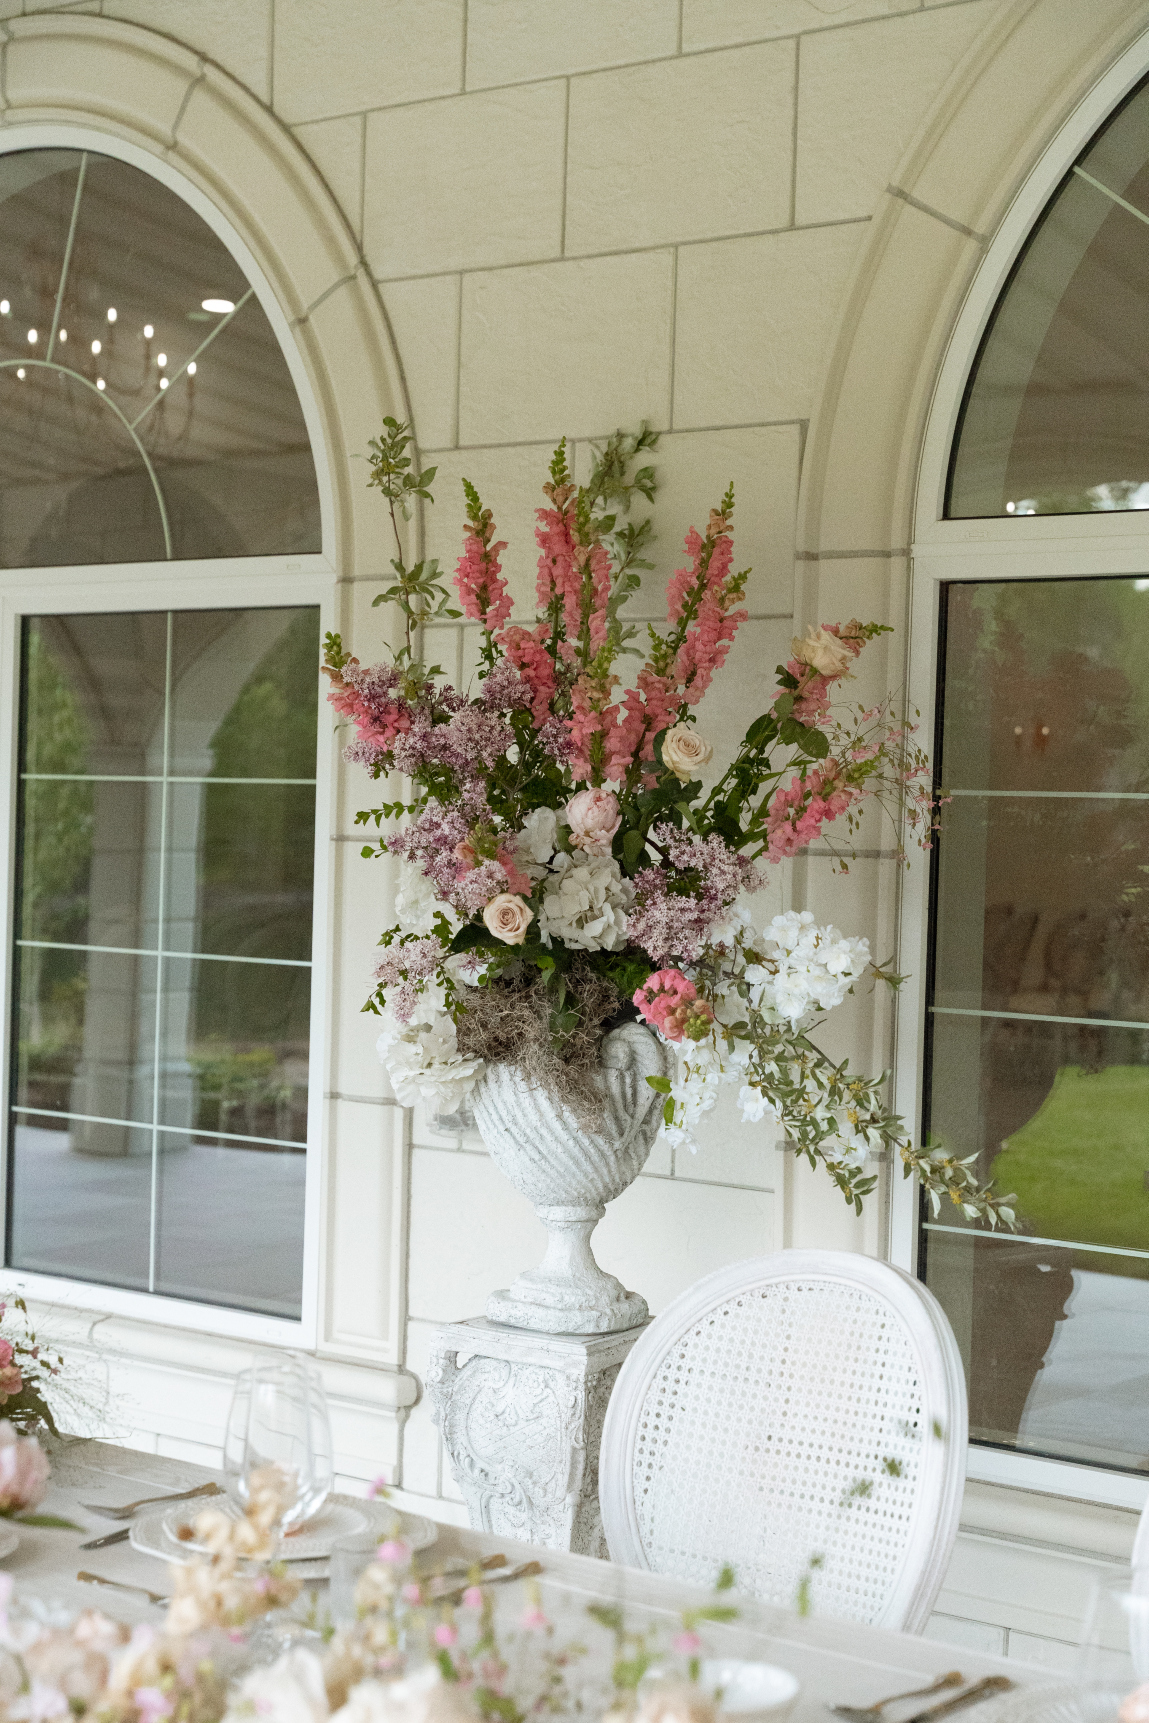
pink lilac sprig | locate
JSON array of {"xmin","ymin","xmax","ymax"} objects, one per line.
[{"xmin": 627, "ymin": 827, "xmax": 763, "ymax": 964}]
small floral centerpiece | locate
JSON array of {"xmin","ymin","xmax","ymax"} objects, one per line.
[
  {"xmin": 323, "ymin": 423, "xmax": 1013, "ymax": 1226},
  {"xmin": 0, "ymin": 1296, "xmax": 66, "ymax": 1438}
]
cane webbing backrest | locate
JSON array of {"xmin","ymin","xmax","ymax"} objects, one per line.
[{"xmin": 600, "ymin": 1252, "xmax": 966, "ymax": 1632}]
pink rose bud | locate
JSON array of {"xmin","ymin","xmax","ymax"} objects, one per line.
[
  {"xmin": 433, "ymin": 1622, "xmax": 459, "ymax": 1648},
  {"xmin": 401, "ymin": 1582, "xmax": 423, "ymax": 1604},
  {"xmin": 566, "ymin": 788, "xmax": 621, "ymax": 858},
  {"xmin": 462, "ymin": 1586, "xmax": 484, "ymax": 1611}
]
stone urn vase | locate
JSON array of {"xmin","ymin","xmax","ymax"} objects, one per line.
[{"xmin": 470, "ymin": 1020, "xmax": 673, "ymax": 1335}]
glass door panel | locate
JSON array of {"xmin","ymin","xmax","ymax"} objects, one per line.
[{"xmin": 922, "ymin": 576, "xmax": 1149, "ymax": 1472}]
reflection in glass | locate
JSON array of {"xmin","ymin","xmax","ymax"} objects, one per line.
[
  {"xmin": 0, "ymin": 149, "xmax": 320, "ymax": 565},
  {"xmin": 948, "ymin": 74, "xmax": 1149, "ymax": 518},
  {"xmin": 7, "ymin": 605, "xmax": 319, "ymax": 1316},
  {"xmin": 8, "ymin": 1119, "xmax": 151, "ymax": 1291},
  {"xmin": 923, "ymin": 576, "xmax": 1149, "ymax": 1472},
  {"xmin": 154, "ymin": 1138, "xmax": 305, "ymax": 1317}
]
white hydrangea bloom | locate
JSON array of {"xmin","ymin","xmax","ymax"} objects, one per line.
[
  {"xmin": 376, "ymin": 988, "xmax": 482, "ymax": 1112},
  {"xmin": 516, "ymin": 806, "xmax": 561, "ymax": 871},
  {"xmin": 394, "ymin": 862, "xmax": 462, "ymax": 937},
  {"xmin": 537, "ymin": 853, "xmax": 633, "ymax": 951}
]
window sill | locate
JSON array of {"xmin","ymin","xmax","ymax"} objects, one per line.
[
  {"xmin": 9, "ymin": 1269, "xmax": 309, "ymax": 1349},
  {"xmin": 967, "ymin": 1442, "xmax": 1149, "ymax": 1513}
]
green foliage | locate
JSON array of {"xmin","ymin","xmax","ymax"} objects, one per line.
[{"xmin": 366, "ymin": 417, "xmax": 437, "ymax": 519}]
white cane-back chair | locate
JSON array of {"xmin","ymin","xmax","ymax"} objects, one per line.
[{"xmin": 600, "ymin": 1250, "xmax": 967, "ymax": 1632}]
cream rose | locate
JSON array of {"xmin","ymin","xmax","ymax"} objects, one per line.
[
  {"xmin": 790, "ymin": 624, "xmax": 854, "ymax": 679},
  {"xmin": 662, "ymin": 723, "xmax": 713, "ymax": 783},
  {"xmin": 482, "ymin": 892, "xmax": 534, "ymax": 946},
  {"xmin": 566, "ymin": 787, "xmax": 621, "ymax": 857}
]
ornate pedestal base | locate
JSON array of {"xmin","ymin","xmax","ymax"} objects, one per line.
[{"xmin": 426, "ymin": 1317, "xmax": 646, "ymax": 1555}]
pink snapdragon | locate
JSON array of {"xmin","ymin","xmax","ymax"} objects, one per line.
[
  {"xmin": 763, "ymin": 764, "xmax": 859, "ymax": 862},
  {"xmin": 455, "ymin": 500, "xmax": 512, "ymax": 634},
  {"xmin": 324, "ymin": 657, "xmax": 413, "ymax": 759},
  {"xmin": 535, "ymin": 481, "xmax": 582, "ymax": 638},
  {"xmin": 500, "ymin": 624, "xmax": 556, "ymax": 723}
]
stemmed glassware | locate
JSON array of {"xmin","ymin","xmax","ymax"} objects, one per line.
[{"xmin": 223, "ymin": 1351, "xmax": 333, "ymax": 1535}]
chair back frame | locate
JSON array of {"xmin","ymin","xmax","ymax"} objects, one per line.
[{"xmin": 600, "ymin": 1249, "xmax": 968, "ymax": 1633}]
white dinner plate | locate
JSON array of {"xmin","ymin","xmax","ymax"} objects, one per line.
[{"xmin": 130, "ymin": 1494, "xmax": 436, "ymax": 1568}]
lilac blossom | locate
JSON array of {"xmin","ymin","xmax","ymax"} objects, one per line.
[
  {"xmin": 626, "ymin": 824, "xmax": 763, "ymax": 964},
  {"xmin": 478, "ymin": 660, "xmax": 533, "ymax": 711}
]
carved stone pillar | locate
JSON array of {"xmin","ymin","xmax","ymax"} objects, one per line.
[{"xmin": 425, "ymin": 1317, "xmax": 646, "ymax": 1555}]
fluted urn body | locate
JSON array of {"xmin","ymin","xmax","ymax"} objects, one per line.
[{"xmin": 470, "ymin": 1021, "xmax": 673, "ymax": 1334}]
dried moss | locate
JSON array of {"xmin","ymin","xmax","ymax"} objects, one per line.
[{"xmin": 455, "ymin": 958, "xmax": 634, "ymax": 1126}]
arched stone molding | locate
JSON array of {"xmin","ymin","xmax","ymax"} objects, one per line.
[
  {"xmin": 786, "ymin": 0, "xmax": 1149, "ymax": 1257},
  {"xmin": 0, "ymin": 11, "xmax": 412, "ymax": 593},
  {"xmin": 0, "ymin": 15, "xmax": 419, "ymax": 1459}
]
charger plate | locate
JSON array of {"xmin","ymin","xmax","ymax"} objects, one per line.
[{"xmin": 129, "ymin": 1494, "xmax": 436, "ymax": 1569}]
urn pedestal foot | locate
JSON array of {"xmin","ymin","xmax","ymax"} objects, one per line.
[
  {"xmin": 426, "ymin": 1316, "xmax": 647, "ymax": 1555},
  {"xmin": 484, "ymin": 1204, "xmax": 649, "ymax": 1335}
]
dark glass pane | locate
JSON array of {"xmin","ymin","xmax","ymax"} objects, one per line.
[
  {"xmin": 165, "ymin": 782, "xmax": 315, "ymax": 962},
  {"xmin": 153, "ymin": 1135, "xmax": 304, "ymax": 1318},
  {"xmin": 934, "ymin": 798, "xmax": 1149, "ymax": 1023},
  {"xmin": 0, "ymin": 149, "xmax": 320, "ymax": 564},
  {"xmin": 8, "ymin": 1117, "xmax": 151, "ymax": 1291},
  {"xmin": 924, "ymin": 574, "xmax": 1149, "ymax": 1473},
  {"xmin": 940, "ymin": 580, "xmax": 1149, "ymax": 794},
  {"xmin": 168, "ymin": 607, "xmax": 320, "ymax": 780},
  {"xmin": 13, "ymin": 945, "xmax": 157, "ymax": 1133},
  {"xmin": 159, "ymin": 956, "xmax": 310, "ymax": 1147},
  {"xmin": 23, "ymin": 613, "xmax": 167, "ymax": 778},
  {"xmin": 948, "ymin": 76, "xmax": 1149, "ymax": 518}
]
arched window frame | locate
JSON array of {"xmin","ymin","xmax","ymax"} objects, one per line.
[
  {"xmin": 0, "ymin": 123, "xmax": 337, "ymax": 1350},
  {"xmin": 899, "ymin": 24, "xmax": 1149, "ymax": 1511}
]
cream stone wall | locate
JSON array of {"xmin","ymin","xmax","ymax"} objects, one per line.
[{"xmin": 7, "ymin": 0, "xmax": 1149, "ymax": 1665}]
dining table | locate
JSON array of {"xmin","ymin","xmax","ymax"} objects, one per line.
[{"xmin": 2, "ymin": 1438, "xmax": 1084, "ymax": 1723}]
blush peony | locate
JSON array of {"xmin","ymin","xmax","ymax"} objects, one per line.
[{"xmin": 565, "ymin": 788, "xmax": 621, "ymax": 857}]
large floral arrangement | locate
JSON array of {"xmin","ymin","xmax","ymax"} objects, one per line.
[
  {"xmin": 323, "ymin": 423, "xmax": 1012, "ymax": 1227},
  {"xmin": 0, "ymin": 1297, "xmax": 66, "ymax": 1438}
]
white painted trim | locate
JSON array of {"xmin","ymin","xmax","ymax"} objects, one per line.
[
  {"xmin": 966, "ymin": 1447, "xmax": 1149, "ymax": 1513},
  {"xmin": 900, "ymin": 21, "xmax": 1149, "ymax": 1506},
  {"xmin": 0, "ymin": 576, "xmax": 335, "ymax": 1351},
  {"xmin": 914, "ymin": 22, "xmax": 1149, "ymax": 547},
  {"xmin": 0, "ymin": 122, "xmax": 337, "ymax": 567}
]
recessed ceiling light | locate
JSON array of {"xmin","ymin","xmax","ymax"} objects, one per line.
[
  {"xmin": 26, "ymin": 329, "xmax": 36, "ymax": 344},
  {"xmin": 143, "ymin": 324, "xmax": 154, "ymax": 339},
  {"xmin": 96, "ymin": 378, "xmax": 105, "ymax": 391},
  {"xmin": 106, "ymin": 307, "xmax": 117, "ymax": 323},
  {"xmin": 201, "ymin": 297, "xmax": 235, "ymax": 314},
  {"xmin": 160, "ymin": 377, "xmax": 169, "ymax": 390},
  {"xmin": 157, "ymin": 353, "xmax": 167, "ymax": 368},
  {"xmin": 91, "ymin": 339, "xmax": 101, "ymax": 355},
  {"xmin": 187, "ymin": 362, "xmax": 197, "ymax": 376},
  {"xmin": 0, "ymin": 301, "xmax": 9, "ymax": 316},
  {"xmin": 58, "ymin": 329, "xmax": 67, "ymax": 343},
  {"xmin": 15, "ymin": 368, "xmax": 24, "ymax": 380}
]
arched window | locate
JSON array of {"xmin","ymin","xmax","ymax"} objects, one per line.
[
  {"xmin": 909, "ymin": 60, "xmax": 1149, "ymax": 1498},
  {"xmin": 0, "ymin": 147, "xmax": 321, "ymax": 565},
  {"xmin": 1, "ymin": 145, "xmax": 326, "ymax": 1329}
]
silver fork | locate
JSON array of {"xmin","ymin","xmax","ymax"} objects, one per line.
[
  {"xmin": 832, "ymin": 1672, "xmax": 965, "ymax": 1721},
  {"xmin": 77, "ymin": 1570, "xmax": 169, "ymax": 1607},
  {"xmin": 80, "ymin": 1481, "xmax": 223, "ymax": 1521}
]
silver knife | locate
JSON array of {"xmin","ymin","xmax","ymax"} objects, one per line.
[{"xmin": 79, "ymin": 1527, "xmax": 131, "ymax": 1551}]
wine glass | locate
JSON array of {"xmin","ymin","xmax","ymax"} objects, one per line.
[{"xmin": 223, "ymin": 1351, "xmax": 333, "ymax": 1532}]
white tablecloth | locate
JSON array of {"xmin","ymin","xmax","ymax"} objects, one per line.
[{"xmin": 3, "ymin": 1440, "xmax": 1073, "ymax": 1723}]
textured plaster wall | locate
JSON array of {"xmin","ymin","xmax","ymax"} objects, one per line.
[{"xmin": 7, "ymin": 0, "xmax": 1108, "ymax": 1660}]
